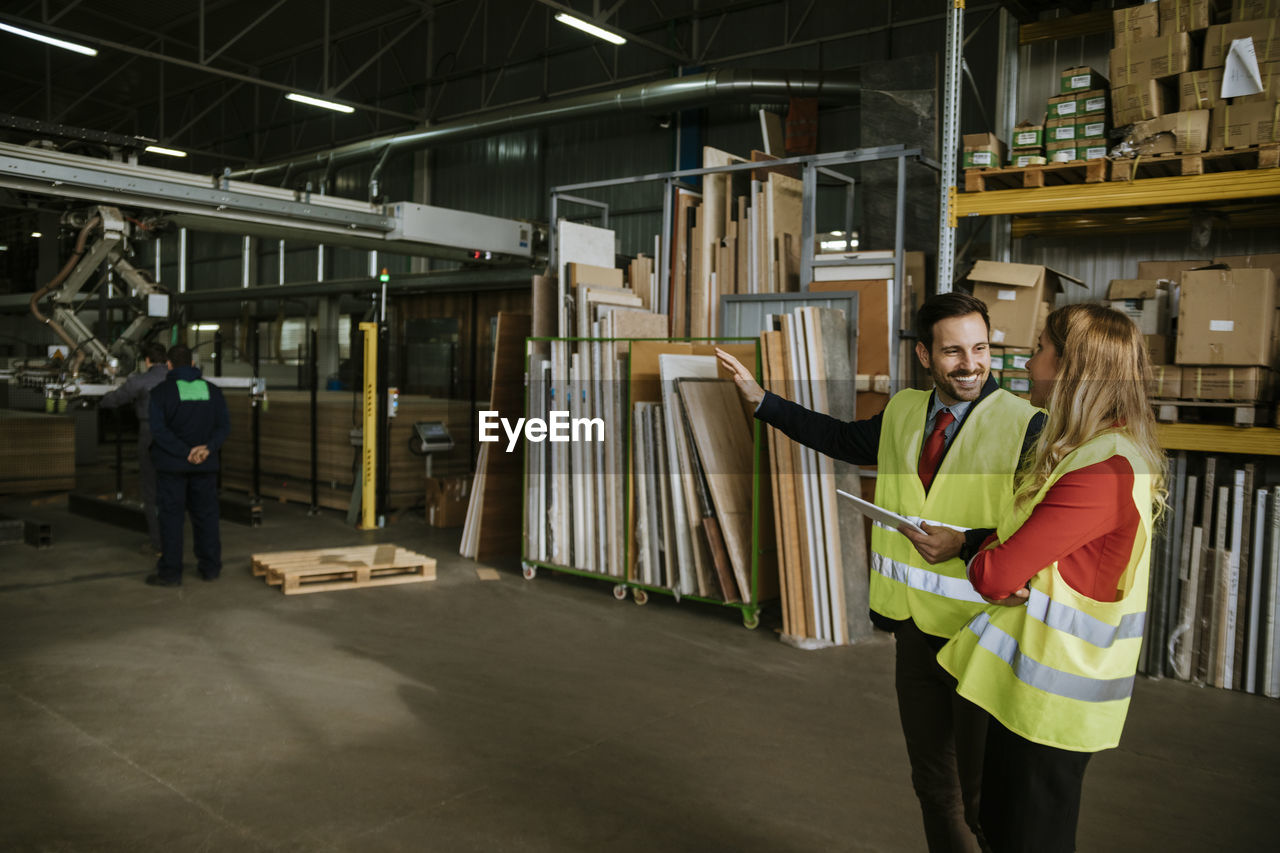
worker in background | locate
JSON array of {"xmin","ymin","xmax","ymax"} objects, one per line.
[
  {"xmin": 937, "ymin": 304, "xmax": 1164, "ymax": 853},
  {"xmin": 146, "ymin": 344, "xmax": 230, "ymax": 587},
  {"xmin": 99, "ymin": 341, "xmax": 169, "ymax": 557},
  {"xmin": 716, "ymin": 292, "xmax": 1044, "ymax": 853}
]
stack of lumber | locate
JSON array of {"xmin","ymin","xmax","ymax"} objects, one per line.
[
  {"xmin": 460, "ymin": 311, "xmax": 531, "ymax": 561},
  {"xmin": 1153, "ymin": 454, "xmax": 1280, "ymax": 698},
  {"xmin": 627, "ymin": 342, "xmax": 771, "ymax": 602},
  {"xmin": 0, "ymin": 409, "xmax": 75, "ymax": 494},
  {"xmin": 758, "ymin": 306, "xmax": 870, "ymax": 646},
  {"xmin": 251, "ymin": 544, "xmax": 437, "ymax": 595},
  {"xmin": 222, "ymin": 391, "xmax": 474, "ymax": 511}
]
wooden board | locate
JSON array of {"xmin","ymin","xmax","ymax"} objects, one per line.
[
  {"xmin": 252, "ymin": 545, "xmax": 437, "ymax": 595},
  {"xmin": 963, "ymin": 159, "xmax": 1107, "ymax": 191},
  {"xmin": 556, "ymin": 221, "xmax": 616, "ymax": 337},
  {"xmin": 809, "ymin": 278, "xmax": 891, "ymax": 419}
]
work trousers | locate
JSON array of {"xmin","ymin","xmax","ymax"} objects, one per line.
[
  {"xmin": 894, "ymin": 618, "xmax": 991, "ymax": 853},
  {"xmin": 137, "ymin": 435, "xmax": 160, "ymax": 551},
  {"xmin": 979, "ymin": 717, "xmax": 1092, "ymax": 853},
  {"xmin": 155, "ymin": 470, "xmax": 221, "ymax": 583}
]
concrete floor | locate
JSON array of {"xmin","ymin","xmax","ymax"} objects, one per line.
[{"xmin": 1, "ymin": 495, "xmax": 1277, "ymax": 852}]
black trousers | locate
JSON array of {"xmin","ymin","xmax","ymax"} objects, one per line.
[
  {"xmin": 979, "ymin": 716, "xmax": 1092, "ymax": 853},
  {"xmin": 155, "ymin": 470, "xmax": 221, "ymax": 582},
  {"xmin": 137, "ymin": 435, "xmax": 160, "ymax": 551},
  {"xmin": 894, "ymin": 619, "xmax": 992, "ymax": 853}
]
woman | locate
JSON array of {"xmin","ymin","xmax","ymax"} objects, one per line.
[{"xmin": 935, "ymin": 303, "xmax": 1166, "ymax": 853}]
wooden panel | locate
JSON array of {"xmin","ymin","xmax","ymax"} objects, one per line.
[
  {"xmin": 473, "ymin": 312, "xmax": 531, "ymax": 561},
  {"xmin": 809, "ymin": 278, "xmax": 892, "ymax": 419},
  {"xmin": 0, "ymin": 410, "xmax": 75, "ymax": 494}
]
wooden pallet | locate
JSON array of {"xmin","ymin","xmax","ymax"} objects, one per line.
[
  {"xmin": 1109, "ymin": 144, "xmax": 1280, "ymax": 181},
  {"xmin": 251, "ymin": 544, "xmax": 437, "ymax": 595},
  {"xmin": 963, "ymin": 159, "xmax": 1107, "ymax": 192},
  {"xmin": 1152, "ymin": 399, "xmax": 1274, "ymax": 428}
]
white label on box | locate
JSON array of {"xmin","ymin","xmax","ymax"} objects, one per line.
[
  {"xmin": 1050, "ymin": 149, "xmax": 1075, "ymax": 162},
  {"xmin": 997, "ymin": 289, "xmax": 1018, "ymax": 301},
  {"xmin": 991, "ymin": 329, "xmax": 1006, "ymax": 343},
  {"xmin": 1055, "ymin": 102, "xmax": 1078, "ymax": 115},
  {"xmin": 1015, "ymin": 131, "xmax": 1037, "ymax": 145},
  {"xmin": 1071, "ymin": 74, "xmax": 1090, "ymax": 89},
  {"xmin": 1084, "ymin": 146, "xmax": 1107, "ymax": 159},
  {"xmin": 972, "ymin": 151, "xmax": 993, "ymax": 165},
  {"xmin": 1085, "ymin": 97, "xmax": 1106, "ymax": 112},
  {"xmin": 1010, "ymin": 355, "xmax": 1030, "ymax": 370},
  {"xmin": 990, "ymin": 355, "xmax": 1005, "ymax": 370},
  {"xmin": 1054, "ymin": 127, "xmax": 1075, "ymax": 140},
  {"xmin": 1008, "ymin": 378, "xmax": 1031, "ymax": 392},
  {"xmin": 1209, "ymin": 320, "xmax": 1235, "ymax": 332},
  {"xmin": 1083, "ymin": 122, "xmax": 1105, "ymax": 137}
]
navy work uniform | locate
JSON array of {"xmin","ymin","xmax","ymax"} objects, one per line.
[
  {"xmin": 148, "ymin": 366, "xmax": 230, "ymax": 583},
  {"xmin": 100, "ymin": 361, "xmax": 169, "ymax": 551}
]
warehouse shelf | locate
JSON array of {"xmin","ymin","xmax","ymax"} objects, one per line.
[
  {"xmin": 950, "ymin": 169, "xmax": 1280, "ymax": 225},
  {"xmin": 1156, "ymin": 423, "xmax": 1280, "ymax": 456}
]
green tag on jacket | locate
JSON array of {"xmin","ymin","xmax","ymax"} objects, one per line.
[{"xmin": 176, "ymin": 379, "xmax": 210, "ymax": 401}]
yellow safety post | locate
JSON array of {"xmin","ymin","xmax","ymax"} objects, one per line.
[{"xmin": 358, "ymin": 321, "xmax": 378, "ymax": 530}]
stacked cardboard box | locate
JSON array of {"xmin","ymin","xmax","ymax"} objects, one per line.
[
  {"xmin": 1203, "ymin": 9, "xmax": 1280, "ymax": 147},
  {"xmin": 966, "ymin": 261, "xmax": 1073, "ymax": 348},
  {"xmin": 1045, "ymin": 69, "xmax": 1110, "ymax": 161},
  {"xmin": 1008, "ymin": 120, "xmax": 1045, "ymax": 165},
  {"xmin": 962, "ymin": 132, "xmax": 1005, "ymax": 168}
]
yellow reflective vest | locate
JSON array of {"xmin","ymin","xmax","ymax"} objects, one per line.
[
  {"xmin": 869, "ymin": 388, "xmax": 1040, "ymax": 638},
  {"xmin": 936, "ymin": 430, "xmax": 1154, "ymax": 753}
]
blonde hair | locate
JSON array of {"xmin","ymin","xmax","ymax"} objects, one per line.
[{"xmin": 1017, "ymin": 303, "xmax": 1167, "ymax": 519}]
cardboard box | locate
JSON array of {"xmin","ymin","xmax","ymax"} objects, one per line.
[
  {"xmin": 1009, "ymin": 153, "xmax": 1047, "ymax": 167},
  {"xmin": 1181, "ymin": 366, "xmax": 1274, "ymax": 400},
  {"xmin": 1048, "ymin": 93, "xmax": 1083, "ymax": 118},
  {"xmin": 1061, "ymin": 66, "xmax": 1109, "ymax": 93},
  {"xmin": 1149, "ymin": 364, "xmax": 1183, "ymax": 397},
  {"xmin": 1234, "ymin": 60, "xmax": 1280, "ymax": 103},
  {"xmin": 425, "ymin": 476, "xmax": 471, "ymax": 528},
  {"xmin": 1079, "ymin": 117, "xmax": 1109, "ymax": 139},
  {"xmin": 1159, "ymin": 0, "xmax": 1223, "ymax": 32},
  {"xmin": 967, "ymin": 261, "xmax": 1073, "ymax": 348},
  {"xmin": 1204, "ymin": 19, "xmax": 1280, "ymax": 67},
  {"xmin": 1179, "ymin": 69, "xmax": 1226, "ymax": 111},
  {"xmin": 1137, "ymin": 259, "xmax": 1212, "ymax": 283},
  {"xmin": 1000, "ymin": 370, "xmax": 1032, "ymax": 395},
  {"xmin": 1115, "ymin": 4, "xmax": 1162, "ymax": 45},
  {"xmin": 1128, "ymin": 109, "xmax": 1210, "ymax": 153},
  {"xmin": 1233, "ymin": 0, "xmax": 1280, "ymax": 21},
  {"xmin": 1209, "ymin": 100, "xmax": 1280, "ymax": 147},
  {"xmin": 1078, "ymin": 142, "xmax": 1110, "ymax": 159},
  {"xmin": 1176, "ymin": 268, "xmax": 1280, "ymax": 365},
  {"xmin": 1111, "ymin": 32, "xmax": 1194, "ymax": 86},
  {"xmin": 1107, "ymin": 279, "xmax": 1172, "ymax": 334},
  {"xmin": 999, "ymin": 348, "xmax": 1033, "ymax": 371},
  {"xmin": 1146, "ymin": 334, "xmax": 1175, "ymax": 365},
  {"xmin": 1213, "ymin": 253, "xmax": 1280, "ymax": 281},
  {"xmin": 963, "ymin": 132, "xmax": 1005, "ymax": 168},
  {"xmin": 1113, "ymin": 79, "xmax": 1172, "ymax": 125},
  {"xmin": 1046, "ymin": 117, "xmax": 1080, "ymax": 142},
  {"xmin": 1080, "ymin": 90, "xmax": 1110, "ymax": 115},
  {"xmin": 1047, "ymin": 141, "xmax": 1078, "ymax": 162},
  {"xmin": 1011, "ymin": 121, "xmax": 1045, "ymax": 148}
]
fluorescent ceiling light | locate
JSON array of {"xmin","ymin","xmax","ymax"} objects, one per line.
[
  {"xmin": 192, "ymin": 324, "xmax": 220, "ymax": 332},
  {"xmin": 145, "ymin": 145, "xmax": 187, "ymax": 158},
  {"xmin": 554, "ymin": 12, "xmax": 626, "ymax": 45},
  {"xmin": 286, "ymin": 92, "xmax": 355, "ymax": 114},
  {"xmin": 30, "ymin": 231, "xmax": 42, "ymax": 238},
  {"xmin": 0, "ymin": 21, "xmax": 97, "ymax": 56}
]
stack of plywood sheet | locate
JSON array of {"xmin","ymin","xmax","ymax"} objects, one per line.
[
  {"xmin": 0, "ymin": 409, "xmax": 75, "ymax": 494},
  {"xmin": 222, "ymin": 391, "xmax": 473, "ymax": 512},
  {"xmin": 461, "ymin": 311, "xmax": 531, "ymax": 561},
  {"xmin": 759, "ymin": 306, "xmax": 870, "ymax": 646}
]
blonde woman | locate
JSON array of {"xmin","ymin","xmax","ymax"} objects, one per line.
[{"xmin": 935, "ymin": 304, "xmax": 1166, "ymax": 853}]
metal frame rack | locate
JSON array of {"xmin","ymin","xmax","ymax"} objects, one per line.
[
  {"xmin": 520, "ymin": 335, "xmax": 771, "ymax": 629},
  {"xmin": 548, "ymin": 144, "xmax": 935, "ymax": 390}
]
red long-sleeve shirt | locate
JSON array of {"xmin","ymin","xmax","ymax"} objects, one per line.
[{"xmin": 968, "ymin": 455, "xmax": 1139, "ymax": 603}]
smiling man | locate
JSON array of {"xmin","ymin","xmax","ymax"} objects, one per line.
[{"xmin": 716, "ymin": 292, "xmax": 1045, "ymax": 853}]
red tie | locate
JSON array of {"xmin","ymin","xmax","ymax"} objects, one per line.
[{"xmin": 918, "ymin": 410, "xmax": 956, "ymax": 492}]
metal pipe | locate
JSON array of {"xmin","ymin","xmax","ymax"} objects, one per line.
[
  {"xmin": 172, "ymin": 267, "xmax": 534, "ymax": 303},
  {"xmin": 230, "ymin": 68, "xmax": 860, "ymax": 182},
  {"xmin": 28, "ymin": 215, "xmax": 100, "ymax": 357},
  {"xmin": 309, "ymin": 327, "xmax": 319, "ymax": 515}
]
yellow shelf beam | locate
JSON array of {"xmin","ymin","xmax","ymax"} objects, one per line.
[
  {"xmin": 1157, "ymin": 424, "xmax": 1280, "ymax": 456},
  {"xmin": 952, "ymin": 169, "xmax": 1280, "ymax": 224}
]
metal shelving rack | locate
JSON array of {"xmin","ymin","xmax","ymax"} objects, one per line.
[{"xmin": 520, "ymin": 336, "xmax": 772, "ymax": 630}]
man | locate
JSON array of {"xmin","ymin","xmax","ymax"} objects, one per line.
[
  {"xmin": 716, "ymin": 292, "xmax": 1045, "ymax": 853},
  {"xmin": 146, "ymin": 344, "xmax": 230, "ymax": 587},
  {"xmin": 99, "ymin": 341, "xmax": 169, "ymax": 556}
]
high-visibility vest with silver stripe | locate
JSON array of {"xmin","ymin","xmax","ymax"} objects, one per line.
[
  {"xmin": 869, "ymin": 388, "xmax": 1040, "ymax": 638},
  {"xmin": 936, "ymin": 430, "xmax": 1155, "ymax": 753}
]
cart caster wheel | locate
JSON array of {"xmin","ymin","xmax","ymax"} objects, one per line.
[
  {"xmin": 742, "ymin": 611, "xmax": 760, "ymax": 630},
  {"xmin": 522, "ymin": 564, "xmax": 537, "ymax": 580},
  {"xmin": 633, "ymin": 588, "xmax": 649, "ymax": 606},
  {"xmin": 613, "ymin": 584, "xmax": 628, "ymax": 601}
]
